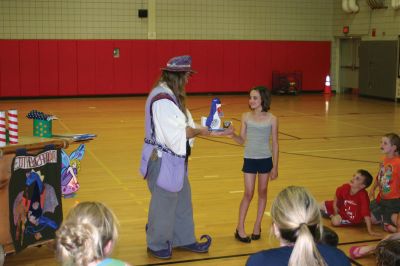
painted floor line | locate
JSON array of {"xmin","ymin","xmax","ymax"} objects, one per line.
[
  {"xmin": 203, "ymin": 175, "xmax": 219, "ymax": 178},
  {"xmin": 291, "ymin": 146, "xmax": 377, "ymax": 153}
]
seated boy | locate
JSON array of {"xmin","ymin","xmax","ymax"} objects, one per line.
[{"xmin": 320, "ymin": 169, "xmax": 381, "ymax": 236}]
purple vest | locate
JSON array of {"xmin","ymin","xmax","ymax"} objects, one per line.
[{"xmin": 139, "ymin": 85, "xmax": 186, "ymax": 192}]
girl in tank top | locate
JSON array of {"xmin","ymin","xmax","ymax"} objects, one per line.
[{"xmin": 229, "ymin": 86, "xmax": 279, "ymax": 243}]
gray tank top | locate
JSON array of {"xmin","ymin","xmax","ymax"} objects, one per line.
[{"xmin": 244, "ymin": 117, "xmax": 272, "ymax": 159}]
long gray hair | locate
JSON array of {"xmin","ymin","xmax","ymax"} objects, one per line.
[{"xmin": 159, "ymin": 70, "xmax": 189, "ymax": 118}]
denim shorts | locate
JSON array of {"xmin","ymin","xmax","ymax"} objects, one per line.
[{"xmin": 242, "ymin": 157, "xmax": 273, "ymax": 174}]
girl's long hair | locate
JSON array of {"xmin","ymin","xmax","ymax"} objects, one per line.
[{"xmin": 271, "ymin": 186, "xmax": 327, "ymax": 266}]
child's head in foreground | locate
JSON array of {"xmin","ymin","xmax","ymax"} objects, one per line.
[
  {"xmin": 56, "ymin": 201, "xmax": 119, "ymax": 266},
  {"xmin": 376, "ymin": 239, "xmax": 400, "ymax": 266}
]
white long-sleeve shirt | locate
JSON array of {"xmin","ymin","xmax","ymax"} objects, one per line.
[{"xmin": 152, "ymin": 84, "xmax": 195, "ymax": 156}]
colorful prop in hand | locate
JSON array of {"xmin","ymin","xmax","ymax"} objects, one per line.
[
  {"xmin": 61, "ymin": 144, "xmax": 85, "ymax": 198},
  {"xmin": 26, "ymin": 110, "xmax": 57, "ymax": 138},
  {"xmin": 201, "ymin": 97, "xmax": 224, "ymax": 130}
]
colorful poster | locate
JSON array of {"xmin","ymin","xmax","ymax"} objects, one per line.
[
  {"xmin": 8, "ymin": 148, "xmax": 62, "ymax": 252},
  {"xmin": 61, "ymin": 144, "xmax": 85, "ymax": 197}
]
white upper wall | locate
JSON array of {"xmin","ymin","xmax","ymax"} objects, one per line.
[
  {"xmin": 0, "ymin": 0, "xmax": 334, "ymax": 41},
  {"xmin": 1, "ymin": 0, "xmax": 398, "ymax": 41},
  {"xmin": 155, "ymin": 0, "xmax": 334, "ymax": 40}
]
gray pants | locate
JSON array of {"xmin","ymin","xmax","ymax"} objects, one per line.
[{"xmin": 146, "ymin": 156, "xmax": 196, "ymax": 251}]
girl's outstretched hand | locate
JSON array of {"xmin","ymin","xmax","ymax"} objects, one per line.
[{"xmin": 210, "ymin": 125, "xmax": 234, "ymax": 136}]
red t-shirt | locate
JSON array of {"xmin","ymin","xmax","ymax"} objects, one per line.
[
  {"xmin": 376, "ymin": 156, "xmax": 400, "ymax": 200},
  {"xmin": 336, "ymin": 183, "xmax": 370, "ymax": 224}
]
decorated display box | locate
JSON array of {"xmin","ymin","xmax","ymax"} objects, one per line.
[
  {"xmin": 33, "ymin": 120, "xmax": 52, "ymax": 138},
  {"xmin": 27, "ymin": 110, "xmax": 56, "ymax": 138}
]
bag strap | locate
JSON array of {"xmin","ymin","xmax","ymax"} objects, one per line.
[
  {"xmin": 149, "ymin": 93, "xmax": 176, "ymax": 140},
  {"xmin": 145, "ymin": 92, "xmax": 186, "ymax": 158},
  {"xmin": 144, "ymin": 138, "xmax": 185, "ymax": 158}
]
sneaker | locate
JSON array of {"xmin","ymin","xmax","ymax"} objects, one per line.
[
  {"xmin": 147, "ymin": 241, "xmax": 172, "ymax": 259},
  {"xmin": 178, "ymin": 235, "xmax": 212, "ymax": 253}
]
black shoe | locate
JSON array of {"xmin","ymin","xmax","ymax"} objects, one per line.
[
  {"xmin": 235, "ymin": 229, "xmax": 251, "ymax": 243},
  {"xmin": 251, "ymin": 229, "xmax": 261, "ymax": 240}
]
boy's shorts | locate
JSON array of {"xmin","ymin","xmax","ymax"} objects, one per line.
[
  {"xmin": 322, "ymin": 200, "xmax": 358, "ymax": 226},
  {"xmin": 370, "ymin": 198, "xmax": 400, "ymax": 224},
  {"xmin": 242, "ymin": 157, "xmax": 273, "ymax": 174}
]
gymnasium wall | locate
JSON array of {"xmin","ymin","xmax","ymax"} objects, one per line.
[
  {"xmin": 0, "ymin": 0, "xmax": 334, "ymax": 97},
  {"xmin": 0, "ymin": 39, "xmax": 331, "ymax": 97},
  {"xmin": 0, "ymin": 1, "xmax": 334, "ymax": 41},
  {"xmin": 332, "ymin": 1, "xmax": 400, "ymax": 40}
]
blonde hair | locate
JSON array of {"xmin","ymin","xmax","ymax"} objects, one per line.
[
  {"xmin": 271, "ymin": 186, "xmax": 326, "ymax": 266},
  {"xmin": 56, "ymin": 201, "xmax": 119, "ymax": 266},
  {"xmin": 70, "ymin": 158, "xmax": 81, "ymax": 171}
]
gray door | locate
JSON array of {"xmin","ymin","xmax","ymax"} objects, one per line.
[
  {"xmin": 359, "ymin": 41, "xmax": 398, "ymax": 99},
  {"xmin": 339, "ymin": 38, "xmax": 361, "ymax": 92}
]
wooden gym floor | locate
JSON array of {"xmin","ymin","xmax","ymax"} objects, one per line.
[{"xmin": 2, "ymin": 93, "xmax": 399, "ymax": 266}]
